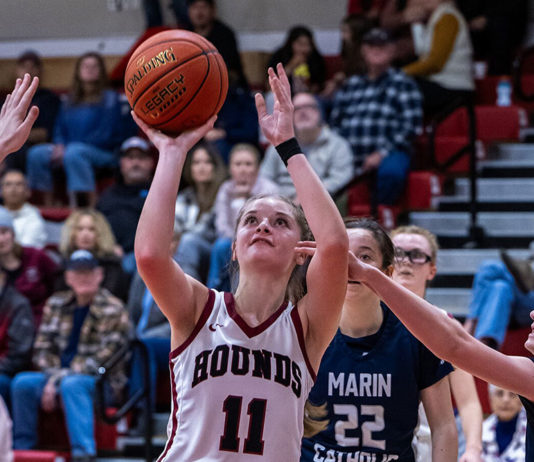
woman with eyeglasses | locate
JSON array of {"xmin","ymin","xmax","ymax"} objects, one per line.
[
  {"xmin": 300, "ymin": 218, "xmax": 458, "ymax": 462},
  {"xmin": 343, "ymin": 226, "xmax": 534, "ymax": 459},
  {"xmin": 391, "ymin": 225, "xmax": 483, "ymax": 462}
]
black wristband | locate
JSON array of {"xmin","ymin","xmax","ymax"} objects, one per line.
[{"xmin": 275, "ymin": 137, "xmax": 302, "ymax": 166}]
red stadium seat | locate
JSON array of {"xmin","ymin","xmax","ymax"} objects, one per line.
[{"xmin": 404, "ymin": 171, "xmax": 442, "ymax": 210}]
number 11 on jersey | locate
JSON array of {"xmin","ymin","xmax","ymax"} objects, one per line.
[{"xmin": 219, "ymin": 395, "xmax": 268, "ymax": 455}]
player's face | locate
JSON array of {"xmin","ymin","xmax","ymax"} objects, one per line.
[
  {"xmin": 74, "ymin": 215, "xmax": 98, "ymax": 251},
  {"xmin": 234, "ymin": 198, "xmax": 301, "ymax": 273},
  {"xmin": 392, "ymin": 233, "xmax": 436, "ymax": 297},
  {"xmin": 230, "ymin": 149, "xmax": 258, "ymax": 186},
  {"xmin": 489, "ymin": 387, "xmax": 523, "ymax": 422},
  {"xmin": 190, "ymin": 148, "xmax": 214, "ymax": 184},
  {"xmin": 347, "ymin": 228, "xmax": 385, "ymax": 298},
  {"xmin": 293, "ymin": 93, "xmax": 321, "ymax": 133},
  {"xmin": 526, "ymin": 310, "xmax": 534, "ymax": 354}
]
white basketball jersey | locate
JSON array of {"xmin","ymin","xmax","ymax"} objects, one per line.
[{"xmin": 158, "ymin": 289, "xmax": 316, "ymax": 461}]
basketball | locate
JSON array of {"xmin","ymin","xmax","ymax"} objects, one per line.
[{"xmin": 124, "ymin": 30, "xmax": 228, "ymax": 135}]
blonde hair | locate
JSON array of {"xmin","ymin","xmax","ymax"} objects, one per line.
[
  {"xmin": 303, "ymin": 401, "xmax": 329, "ymax": 438},
  {"xmin": 390, "ymin": 225, "xmax": 439, "ymax": 263},
  {"xmin": 59, "ymin": 208, "xmax": 117, "ymax": 258}
]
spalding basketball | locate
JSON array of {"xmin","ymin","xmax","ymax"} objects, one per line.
[{"xmin": 124, "ymin": 30, "xmax": 228, "ymax": 135}]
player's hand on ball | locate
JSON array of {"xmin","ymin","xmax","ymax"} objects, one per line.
[
  {"xmin": 132, "ymin": 111, "xmax": 216, "ymax": 156},
  {"xmin": 256, "ymin": 63, "xmax": 295, "ymax": 146}
]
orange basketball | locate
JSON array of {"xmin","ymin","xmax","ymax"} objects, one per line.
[{"xmin": 124, "ymin": 30, "xmax": 228, "ymax": 135}]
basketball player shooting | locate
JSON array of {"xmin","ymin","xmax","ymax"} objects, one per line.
[{"xmin": 132, "ymin": 63, "xmax": 349, "ymax": 461}]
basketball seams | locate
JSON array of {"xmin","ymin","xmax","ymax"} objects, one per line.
[
  {"xmin": 130, "ymin": 50, "xmax": 209, "ymax": 109},
  {"xmin": 151, "ymin": 53, "xmax": 214, "ymax": 132}
]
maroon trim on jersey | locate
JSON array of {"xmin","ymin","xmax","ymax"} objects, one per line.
[
  {"xmin": 169, "ymin": 289, "xmax": 216, "ymax": 359},
  {"xmin": 157, "ymin": 362, "xmax": 179, "ymax": 462},
  {"xmin": 224, "ymin": 292, "xmax": 288, "ymax": 338},
  {"xmin": 290, "ymin": 307, "xmax": 317, "ymax": 382}
]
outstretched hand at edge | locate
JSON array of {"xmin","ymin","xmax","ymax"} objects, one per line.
[
  {"xmin": 131, "ymin": 111, "xmax": 217, "ymax": 157},
  {"xmin": 0, "ymin": 74, "xmax": 39, "ymax": 158},
  {"xmin": 255, "ymin": 63, "xmax": 295, "ymax": 146}
]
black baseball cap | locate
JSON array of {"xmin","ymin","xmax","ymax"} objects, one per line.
[{"xmin": 362, "ymin": 28, "xmax": 394, "ymax": 46}]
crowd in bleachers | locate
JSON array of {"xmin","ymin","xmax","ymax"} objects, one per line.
[{"xmin": 1, "ymin": 0, "xmax": 533, "ymax": 460}]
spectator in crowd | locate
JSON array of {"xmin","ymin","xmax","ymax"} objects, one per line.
[
  {"xmin": 261, "ymin": 91, "xmax": 354, "ymax": 200},
  {"xmin": 391, "ymin": 225, "xmax": 483, "ymax": 462},
  {"xmin": 1, "ymin": 170, "xmax": 47, "ymax": 248},
  {"xmin": 142, "ymin": 0, "xmax": 189, "ymax": 28},
  {"xmin": 379, "ymin": 0, "xmax": 428, "ymax": 64},
  {"xmin": 329, "ymin": 28, "xmax": 422, "ymax": 208},
  {"xmin": 403, "ymin": 0, "xmax": 475, "ymax": 116},
  {"xmin": 482, "ymin": 384, "xmax": 526, "ymax": 460},
  {"xmin": 126, "ymin": 228, "xmax": 179, "ymax": 432},
  {"xmin": 268, "ymin": 25, "xmax": 327, "ymax": 95},
  {"xmin": 207, "ymin": 143, "xmax": 278, "ymax": 292},
  {"xmin": 11, "ymin": 250, "xmax": 130, "ymax": 462},
  {"xmin": 186, "ymin": 0, "xmax": 247, "ymax": 87},
  {"xmin": 322, "ymin": 14, "xmax": 374, "ymax": 100},
  {"xmin": 26, "ymin": 52, "xmax": 131, "ymax": 208},
  {"xmin": 347, "ymin": 0, "xmax": 385, "ymax": 21},
  {"xmin": 174, "ymin": 142, "xmax": 226, "ymax": 283},
  {"xmin": 0, "ymin": 74, "xmax": 40, "ymax": 164},
  {"xmin": 3, "ymin": 51, "xmax": 60, "ymax": 174},
  {"xmin": 58, "ymin": 209, "xmax": 129, "ymax": 301},
  {"xmin": 0, "ymin": 207, "xmax": 58, "ymax": 327},
  {"xmin": 457, "ymin": 0, "xmax": 528, "ymax": 75},
  {"xmin": 0, "ymin": 267, "xmax": 34, "ymax": 408},
  {"xmin": 0, "ymin": 396, "xmax": 13, "ymax": 461},
  {"xmin": 204, "ymin": 75, "xmax": 258, "ymax": 164},
  {"xmin": 97, "ymin": 137, "xmax": 154, "ymax": 275},
  {"xmin": 464, "ymin": 251, "xmax": 534, "ymax": 350}
]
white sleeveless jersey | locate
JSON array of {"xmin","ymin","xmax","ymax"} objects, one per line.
[{"xmin": 158, "ymin": 289, "xmax": 316, "ymax": 462}]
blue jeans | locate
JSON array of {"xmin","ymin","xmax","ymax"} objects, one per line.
[
  {"xmin": 129, "ymin": 337, "xmax": 170, "ymax": 411},
  {"xmin": 0, "ymin": 373, "xmax": 11, "ymax": 409},
  {"xmin": 207, "ymin": 237, "xmax": 232, "ymax": 292},
  {"xmin": 11, "ymin": 372, "xmax": 97, "ymax": 457},
  {"xmin": 375, "ymin": 150, "xmax": 411, "ymax": 205},
  {"xmin": 467, "ymin": 260, "xmax": 534, "ymax": 345},
  {"xmin": 174, "ymin": 231, "xmax": 213, "ymax": 283},
  {"xmin": 27, "ymin": 142, "xmax": 117, "ymax": 192}
]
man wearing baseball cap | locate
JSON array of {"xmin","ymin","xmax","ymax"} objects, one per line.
[
  {"xmin": 11, "ymin": 249, "xmax": 130, "ymax": 462},
  {"xmin": 330, "ymin": 27, "xmax": 423, "ymax": 211},
  {"xmin": 97, "ymin": 137, "xmax": 154, "ymax": 274}
]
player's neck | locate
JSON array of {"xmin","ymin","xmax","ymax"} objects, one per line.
[
  {"xmin": 339, "ymin": 296, "xmax": 383, "ymax": 338},
  {"xmin": 234, "ymin": 274, "xmax": 289, "ymax": 326}
]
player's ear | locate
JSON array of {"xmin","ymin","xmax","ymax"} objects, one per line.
[
  {"xmin": 295, "ymin": 251, "xmax": 306, "ymax": 266},
  {"xmin": 231, "ymin": 240, "xmax": 237, "ymax": 261}
]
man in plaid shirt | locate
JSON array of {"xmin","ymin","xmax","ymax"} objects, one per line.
[{"xmin": 330, "ymin": 27, "xmax": 423, "ymax": 206}]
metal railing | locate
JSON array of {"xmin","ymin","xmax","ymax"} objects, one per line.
[
  {"xmin": 425, "ymin": 97, "xmax": 483, "ymax": 247},
  {"xmin": 96, "ymin": 339, "xmax": 154, "ymax": 462}
]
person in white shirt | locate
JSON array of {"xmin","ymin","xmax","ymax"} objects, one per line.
[{"xmin": 1, "ymin": 170, "xmax": 46, "ymax": 248}]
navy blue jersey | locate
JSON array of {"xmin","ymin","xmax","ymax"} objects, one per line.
[
  {"xmin": 519, "ymin": 358, "xmax": 534, "ymax": 460},
  {"xmin": 301, "ymin": 305, "xmax": 453, "ymax": 462}
]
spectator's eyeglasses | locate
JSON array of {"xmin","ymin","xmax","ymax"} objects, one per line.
[{"xmin": 394, "ymin": 247, "xmax": 432, "ymax": 265}]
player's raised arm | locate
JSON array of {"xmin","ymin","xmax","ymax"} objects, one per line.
[
  {"xmin": 133, "ymin": 113, "xmax": 216, "ymax": 341},
  {"xmin": 352, "ymin": 258, "xmax": 534, "ymax": 401},
  {"xmin": 256, "ymin": 64, "xmax": 348, "ymax": 369},
  {"xmin": 0, "ymin": 74, "xmax": 39, "ymax": 159}
]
